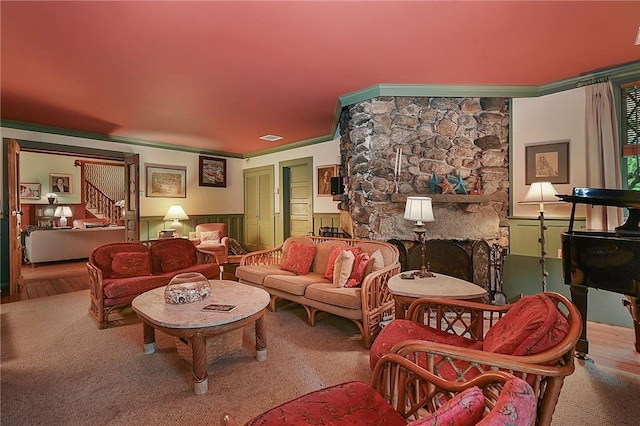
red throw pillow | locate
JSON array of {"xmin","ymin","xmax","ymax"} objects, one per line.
[
  {"xmin": 345, "ymin": 252, "xmax": 370, "ymax": 288},
  {"xmin": 280, "ymin": 242, "xmax": 317, "ymax": 275},
  {"xmin": 323, "ymin": 246, "xmax": 362, "ymax": 280},
  {"xmin": 110, "ymin": 252, "xmax": 151, "ymax": 278},
  {"xmin": 408, "ymin": 386, "xmax": 485, "ymax": 426},
  {"xmin": 161, "ymin": 252, "xmax": 193, "ymax": 273}
]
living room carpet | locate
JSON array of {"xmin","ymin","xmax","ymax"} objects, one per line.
[{"xmin": 1, "ymin": 290, "xmax": 638, "ymax": 425}]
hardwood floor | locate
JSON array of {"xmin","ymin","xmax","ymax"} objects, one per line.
[{"xmin": 1, "ymin": 261, "xmax": 638, "ymax": 374}]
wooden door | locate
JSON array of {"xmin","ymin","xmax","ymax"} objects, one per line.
[
  {"xmin": 7, "ymin": 138, "xmax": 23, "ymax": 295},
  {"xmin": 244, "ymin": 166, "xmax": 274, "ymax": 252},
  {"xmin": 286, "ymin": 161, "xmax": 313, "ymax": 237},
  {"xmin": 124, "ymin": 154, "xmax": 140, "ymax": 241}
]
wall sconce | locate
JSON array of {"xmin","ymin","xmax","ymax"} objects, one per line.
[
  {"xmin": 519, "ymin": 181, "xmax": 559, "ymax": 292},
  {"xmin": 163, "ymin": 205, "xmax": 189, "ymax": 237},
  {"xmin": 54, "ymin": 206, "xmax": 73, "ymax": 227},
  {"xmin": 404, "ymin": 196, "xmax": 435, "ymax": 278}
]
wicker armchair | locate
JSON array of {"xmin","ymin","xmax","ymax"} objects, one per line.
[
  {"xmin": 369, "ymin": 292, "xmax": 582, "ymax": 425},
  {"xmin": 221, "ymin": 354, "xmax": 537, "ymax": 425}
]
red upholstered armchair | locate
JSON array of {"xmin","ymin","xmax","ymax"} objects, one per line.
[
  {"xmin": 190, "ymin": 223, "xmax": 231, "ymax": 264},
  {"xmin": 369, "ymin": 292, "xmax": 582, "ymax": 425},
  {"xmin": 221, "ymin": 354, "xmax": 537, "ymax": 426}
]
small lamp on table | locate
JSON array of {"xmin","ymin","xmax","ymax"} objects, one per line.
[
  {"xmin": 404, "ymin": 196, "xmax": 436, "ymax": 278},
  {"xmin": 54, "ymin": 206, "xmax": 73, "ymax": 227},
  {"xmin": 164, "ymin": 205, "xmax": 189, "ymax": 237}
]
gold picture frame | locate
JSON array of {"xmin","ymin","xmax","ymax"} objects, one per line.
[
  {"xmin": 317, "ymin": 164, "xmax": 339, "ymax": 196},
  {"xmin": 145, "ymin": 163, "xmax": 187, "ymax": 198}
]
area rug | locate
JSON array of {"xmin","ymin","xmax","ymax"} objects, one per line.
[{"xmin": 1, "ymin": 290, "xmax": 638, "ymax": 425}]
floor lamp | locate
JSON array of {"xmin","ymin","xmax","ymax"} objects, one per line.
[
  {"xmin": 520, "ymin": 182, "xmax": 559, "ymax": 292},
  {"xmin": 404, "ymin": 196, "xmax": 435, "ymax": 278}
]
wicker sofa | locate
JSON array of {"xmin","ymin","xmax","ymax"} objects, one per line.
[
  {"xmin": 235, "ymin": 236, "xmax": 400, "ymax": 348},
  {"xmin": 86, "ymin": 238, "xmax": 220, "ymax": 328}
]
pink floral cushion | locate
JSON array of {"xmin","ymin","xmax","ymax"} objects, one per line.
[
  {"xmin": 91, "ymin": 243, "xmax": 150, "ymax": 279},
  {"xmin": 345, "ymin": 252, "xmax": 370, "ymax": 288},
  {"xmin": 483, "ymin": 294, "xmax": 570, "ymax": 356},
  {"xmin": 476, "ymin": 377, "xmax": 536, "ymax": 425},
  {"xmin": 280, "ymin": 242, "xmax": 317, "ymax": 275},
  {"xmin": 149, "ymin": 239, "xmax": 198, "ymax": 274},
  {"xmin": 244, "ymin": 381, "xmax": 407, "ymax": 426},
  {"xmin": 369, "ymin": 319, "xmax": 483, "ymax": 371},
  {"xmin": 409, "ymin": 386, "xmax": 485, "ymax": 426},
  {"xmin": 110, "ymin": 252, "xmax": 151, "ymax": 278},
  {"xmin": 323, "ymin": 246, "xmax": 362, "ymax": 279}
]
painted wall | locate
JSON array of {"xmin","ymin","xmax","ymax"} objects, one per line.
[
  {"xmin": 243, "ymin": 138, "xmax": 341, "ymax": 214},
  {"xmin": 20, "ymin": 152, "xmax": 82, "ymax": 205}
]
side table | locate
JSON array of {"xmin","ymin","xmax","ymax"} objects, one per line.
[{"xmin": 387, "ymin": 271, "xmax": 487, "ymax": 319}]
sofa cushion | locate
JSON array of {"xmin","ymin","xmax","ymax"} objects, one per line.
[
  {"xmin": 280, "ymin": 242, "xmax": 317, "ymax": 275},
  {"xmin": 322, "ymin": 244, "xmax": 360, "ymax": 279},
  {"xmin": 345, "ymin": 252, "xmax": 371, "ymax": 288},
  {"xmin": 91, "ymin": 243, "xmax": 151, "ymax": 279},
  {"xmin": 333, "ymin": 250, "xmax": 355, "ymax": 287},
  {"xmin": 150, "ymin": 239, "xmax": 197, "ymax": 274},
  {"xmin": 264, "ymin": 273, "xmax": 328, "ymax": 296},
  {"xmin": 305, "ymin": 283, "xmax": 361, "ymax": 310},
  {"xmin": 157, "ymin": 263, "xmax": 220, "ymax": 281},
  {"xmin": 364, "ymin": 249, "xmax": 385, "ymax": 276},
  {"xmin": 483, "ymin": 294, "xmax": 570, "ymax": 356},
  {"xmin": 236, "ymin": 264, "xmax": 291, "ymax": 285},
  {"xmin": 244, "ymin": 381, "xmax": 407, "ymax": 426},
  {"xmin": 199, "ymin": 230, "xmax": 221, "ymax": 245},
  {"xmin": 103, "ymin": 275, "xmax": 169, "ymax": 299},
  {"xmin": 409, "ymin": 386, "xmax": 485, "ymax": 426},
  {"xmin": 110, "ymin": 252, "xmax": 151, "ymax": 278}
]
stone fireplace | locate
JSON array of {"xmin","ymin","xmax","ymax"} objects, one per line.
[{"xmin": 337, "ymin": 95, "xmax": 510, "ymax": 294}]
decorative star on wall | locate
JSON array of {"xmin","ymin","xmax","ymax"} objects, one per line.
[
  {"xmin": 438, "ymin": 176, "xmax": 456, "ymax": 194},
  {"xmin": 426, "ymin": 174, "xmax": 441, "ymax": 193},
  {"xmin": 448, "ymin": 173, "xmax": 470, "ymax": 194}
]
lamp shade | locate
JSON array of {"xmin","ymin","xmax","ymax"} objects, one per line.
[
  {"xmin": 521, "ymin": 182, "xmax": 559, "ymax": 211},
  {"xmin": 163, "ymin": 205, "xmax": 189, "ymax": 221},
  {"xmin": 404, "ymin": 196, "xmax": 435, "ymax": 225},
  {"xmin": 54, "ymin": 206, "xmax": 73, "ymax": 218}
]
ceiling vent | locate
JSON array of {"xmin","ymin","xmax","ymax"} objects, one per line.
[{"xmin": 259, "ymin": 134, "xmax": 283, "ymax": 142}]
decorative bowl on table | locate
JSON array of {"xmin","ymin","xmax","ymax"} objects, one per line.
[{"xmin": 164, "ymin": 272, "xmax": 211, "ymax": 304}]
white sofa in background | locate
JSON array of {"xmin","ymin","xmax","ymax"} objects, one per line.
[{"xmin": 25, "ymin": 226, "xmax": 125, "ymax": 265}]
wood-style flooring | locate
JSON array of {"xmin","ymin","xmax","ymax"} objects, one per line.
[{"xmin": 2, "ymin": 261, "xmax": 639, "ymax": 374}]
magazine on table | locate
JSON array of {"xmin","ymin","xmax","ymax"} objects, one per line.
[{"xmin": 201, "ymin": 304, "xmax": 238, "ymax": 313}]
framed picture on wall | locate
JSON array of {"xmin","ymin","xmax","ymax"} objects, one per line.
[
  {"xmin": 145, "ymin": 164, "xmax": 187, "ymax": 198},
  {"xmin": 525, "ymin": 140, "xmax": 569, "ymax": 184},
  {"xmin": 20, "ymin": 182, "xmax": 41, "ymax": 199},
  {"xmin": 50, "ymin": 173, "xmax": 73, "ymax": 194},
  {"xmin": 317, "ymin": 164, "xmax": 339, "ymax": 196},
  {"xmin": 198, "ymin": 156, "xmax": 227, "ymax": 187}
]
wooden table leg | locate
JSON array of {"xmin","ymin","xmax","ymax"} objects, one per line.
[
  {"xmin": 255, "ymin": 312, "xmax": 267, "ymax": 361},
  {"xmin": 394, "ymin": 299, "xmax": 406, "ymax": 319},
  {"xmin": 142, "ymin": 322, "xmax": 156, "ymax": 354},
  {"xmin": 190, "ymin": 335, "xmax": 208, "ymax": 395}
]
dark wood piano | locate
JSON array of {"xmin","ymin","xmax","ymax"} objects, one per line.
[{"xmin": 559, "ymin": 187, "xmax": 640, "ymax": 356}]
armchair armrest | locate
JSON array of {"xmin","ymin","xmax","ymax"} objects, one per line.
[
  {"xmin": 239, "ymin": 245, "xmax": 284, "ymax": 266},
  {"xmin": 195, "ymin": 248, "xmax": 220, "ymax": 265},
  {"xmin": 359, "ymin": 262, "xmax": 402, "ymax": 348}
]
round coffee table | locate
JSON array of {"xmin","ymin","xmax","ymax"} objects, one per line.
[
  {"xmin": 387, "ymin": 271, "xmax": 487, "ymax": 319},
  {"xmin": 132, "ymin": 280, "xmax": 270, "ymax": 395}
]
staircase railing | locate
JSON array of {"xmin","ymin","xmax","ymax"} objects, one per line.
[{"xmin": 84, "ymin": 181, "xmax": 119, "ymax": 223}]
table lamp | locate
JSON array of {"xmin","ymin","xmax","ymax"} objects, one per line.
[
  {"xmin": 519, "ymin": 181, "xmax": 559, "ymax": 292},
  {"xmin": 404, "ymin": 196, "xmax": 435, "ymax": 278},
  {"xmin": 54, "ymin": 206, "xmax": 73, "ymax": 227},
  {"xmin": 163, "ymin": 205, "xmax": 189, "ymax": 237}
]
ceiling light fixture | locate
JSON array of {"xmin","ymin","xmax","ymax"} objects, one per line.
[{"xmin": 259, "ymin": 134, "xmax": 283, "ymax": 142}]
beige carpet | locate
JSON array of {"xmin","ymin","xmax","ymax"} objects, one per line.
[{"xmin": 1, "ymin": 290, "xmax": 638, "ymax": 425}]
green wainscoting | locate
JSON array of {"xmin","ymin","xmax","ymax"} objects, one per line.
[
  {"xmin": 139, "ymin": 214, "xmax": 244, "ymax": 243},
  {"xmin": 503, "ymin": 255, "xmax": 632, "ymax": 329},
  {"xmin": 508, "ymin": 217, "xmax": 586, "ymax": 259}
]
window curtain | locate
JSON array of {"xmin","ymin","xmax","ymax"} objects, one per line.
[{"xmin": 585, "ymin": 81, "xmax": 622, "ymax": 230}]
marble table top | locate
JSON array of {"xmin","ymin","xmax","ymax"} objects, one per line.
[
  {"xmin": 132, "ymin": 280, "xmax": 270, "ymax": 329},
  {"xmin": 388, "ymin": 271, "xmax": 487, "ymax": 300}
]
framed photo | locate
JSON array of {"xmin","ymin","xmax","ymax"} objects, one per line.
[
  {"xmin": 317, "ymin": 164, "xmax": 339, "ymax": 196},
  {"xmin": 50, "ymin": 173, "xmax": 72, "ymax": 194},
  {"xmin": 199, "ymin": 156, "xmax": 227, "ymax": 187},
  {"xmin": 20, "ymin": 182, "xmax": 41, "ymax": 199},
  {"xmin": 525, "ymin": 141, "xmax": 569, "ymax": 184},
  {"xmin": 145, "ymin": 163, "xmax": 187, "ymax": 198}
]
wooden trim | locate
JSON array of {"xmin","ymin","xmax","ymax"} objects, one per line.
[{"xmin": 623, "ymin": 143, "xmax": 640, "ymax": 157}]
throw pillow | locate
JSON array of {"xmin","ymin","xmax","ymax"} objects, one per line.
[
  {"xmin": 323, "ymin": 246, "xmax": 362, "ymax": 280},
  {"xmin": 110, "ymin": 252, "xmax": 151, "ymax": 278},
  {"xmin": 345, "ymin": 252, "xmax": 370, "ymax": 288},
  {"xmin": 409, "ymin": 386, "xmax": 485, "ymax": 426},
  {"xmin": 333, "ymin": 250, "xmax": 355, "ymax": 287},
  {"xmin": 200, "ymin": 230, "xmax": 221, "ymax": 245},
  {"xmin": 280, "ymin": 242, "xmax": 317, "ymax": 275},
  {"xmin": 160, "ymin": 252, "xmax": 193, "ymax": 273},
  {"xmin": 364, "ymin": 249, "xmax": 385, "ymax": 276},
  {"xmin": 228, "ymin": 238, "xmax": 248, "ymax": 255}
]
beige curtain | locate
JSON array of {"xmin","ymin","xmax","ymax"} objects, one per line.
[{"xmin": 585, "ymin": 81, "xmax": 622, "ymax": 230}]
